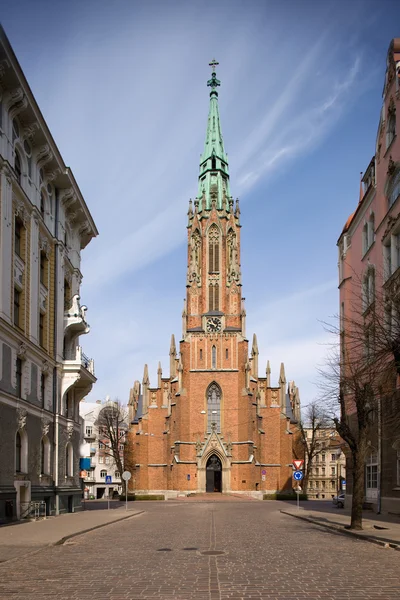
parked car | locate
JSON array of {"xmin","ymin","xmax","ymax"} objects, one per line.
[{"xmin": 332, "ymin": 493, "xmax": 345, "ymax": 508}]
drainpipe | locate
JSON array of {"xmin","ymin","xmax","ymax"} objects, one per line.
[
  {"xmin": 53, "ymin": 187, "xmax": 60, "ymax": 515},
  {"xmin": 377, "ymin": 394, "xmax": 382, "ymax": 514}
]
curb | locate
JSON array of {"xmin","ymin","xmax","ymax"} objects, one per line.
[
  {"xmin": 55, "ymin": 510, "xmax": 145, "ymax": 545},
  {"xmin": 0, "ymin": 511, "xmax": 145, "ymax": 565},
  {"xmin": 280, "ymin": 510, "xmax": 400, "ymax": 550}
]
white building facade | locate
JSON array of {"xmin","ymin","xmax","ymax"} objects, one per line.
[
  {"xmin": 80, "ymin": 401, "xmax": 126, "ymax": 500},
  {"xmin": 0, "ymin": 27, "xmax": 98, "ymax": 521}
]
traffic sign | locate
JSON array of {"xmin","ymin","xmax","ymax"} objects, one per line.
[
  {"xmin": 261, "ymin": 469, "xmax": 267, "ymax": 475},
  {"xmin": 293, "ymin": 460, "xmax": 304, "ymax": 470},
  {"xmin": 122, "ymin": 471, "xmax": 131, "ymax": 481},
  {"xmin": 105, "ymin": 475, "xmax": 112, "ymax": 484},
  {"xmin": 293, "ymin": 470, "xmax": 303, "ymax": 481},
  {"xmin": 261, "ymin": 475, "xmax": 266, "ymax": 481}
]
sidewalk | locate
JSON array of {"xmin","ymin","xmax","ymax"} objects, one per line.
[
  {"xmin": 281, "ymin": 505, "xmax": 400, "ymax": 549},
  {"xmin": 0, "ymin": 506, "xmax": 143, "ymax": 563}
]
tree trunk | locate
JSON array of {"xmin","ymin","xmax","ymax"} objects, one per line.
[{"xmin": 350, "ymin": 449, "xmax": 365, "ymax": 530}]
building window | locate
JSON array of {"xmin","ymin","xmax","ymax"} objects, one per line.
[
  {"xmin": 14, "ymin": 151, "xmax": 21, "ymax": 185},
  {"xmin": 322, "ymin": 467, "xmax": 325, "ymax": 476},
  {"xmin": 39, "ymin": 313, "xmax": 45, "ymax": 347},
  {"xmin": 384, "ymin": 242, "xmax": 392, "ymax": 279},
  {"xmin": 386, "ymin": 105, "xmax": 396, "ymax": 149},
  {"xmin": 41, "ymin": 437, "xmax": 50, "ymax": 475},
  {"xmin": 100, "ymin": 470, "xmax": 107, "ymax": 478},
  {"xmin": 207, "ymin": 382, "xmax": 221, "ymax": 432},
  {"xmin": 200, "ymin": 349, "xmax": 203, "ymax": 360},
  {"xmin": 12, "ymin": 118, "xmax": 19, "ymax": 142},
  {"xmin": 362, "ymin": 268, "xmax": 375, "ymax": 310},
  {"xmin": 14, "ymin": 217, "xmax": 22, "ymax": 257},
  {"xmin": 119, "ymin": 444, "xmax": 124, "ymax": 451},
  {"xmin": 331, "ymin": 466, "xmax": 336, "ymax": 475},
  {"xmin": 41, "ymin": 372, "xmax": 46, "ymax": 404},
  {"xmin": 397, "ymin": 451, "xmax": 400, "ymax": 486},
  {"xmin": 321, "ymin": 454, "xmax": 325, "ymax": 462},
  {"xmin": 99, "ymin": 456, "xmax": 104, "ymax": 464},
  {"xmin": 40, "ymin": 252, "xmax": 47, "ymax": 286},
  {"xmin": 65, "ymin": 443, "xmax": 73, "ymax": 477},
  {"xmin": 14, "ymin": 289, "xmax": 21, "ymax": 327},
  {"xmin": 15, "ymin": 431, "xmax": 22, "ymax": 472},
  {"xmin": 99, "ymin": 441, "xmax": 105, "ymax": 449},
  {"xmin": 64, "ymin": 279, "xmax": 71, "ymax": 311},
  {"xmin": 115, "ymin": 471, "xmax": 120, "ymax": 479},
  {"xmin": 225, "ymin": 348, "xmax": 228, "ymax": 359},
  {"xmin": 16, "ymin": 357, "xmax": 22, "ymax": 397},
  {"xmin": 211, "ymin": 157, "xmax": 216, "ymax": 170},
  {"xmin": 364, "ymin": 325, "xmax": 375, "ymax": 360},
  {"xmin": 85, "ymin": 426, "xmax": 93, "ymax": 437},
  {"xmin": 40, "ymin": 193, "xmax": 45, "ymax": 218},
  {"xmin": 366, "ymin": 452, "xmax": 378, "ymax": 490},
  {"xmin": 388, "ymin": 171, "xmax": 400, "ymax": 208},
  {"xmin": 105, "ymin": 456, "xmax": 110, "ymax": 464},
  {"xmin": 212, "ymin": 345, "xmax": 216, "ymax": 369},
  {"xmin": 331, "ymin": 453, "xmax": 336, "ymax": 461}
]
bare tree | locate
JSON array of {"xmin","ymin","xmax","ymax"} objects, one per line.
[
  {"xmin": 95, "ymin": 400, "xmax": 129, "ymax": 495},
  {"xmin": 320, "ymin": 268, "xmax": 400, "ymax": 530},
  {"xmin": 297, "ymin": 402, "xmax": 330, "ymax": 493}
]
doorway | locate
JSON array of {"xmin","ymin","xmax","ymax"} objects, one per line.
[{"xmin": 206, "ymin": 455, "xmax": 222, "ymax": 492}]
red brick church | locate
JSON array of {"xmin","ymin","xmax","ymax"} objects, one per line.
[{"xmin": 127, "ymin": 62, "xmax": 300, "ymax": 498}]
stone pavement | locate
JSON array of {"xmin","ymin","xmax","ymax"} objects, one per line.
[
  {"xmin": 1, "ymin": 500, "xmax": 400, "ymax": 599},
  {"xmin": 0, "ymin": 504, "xmax": 143, "ymax": 563},
  {"xmin": 280, "ymin": 502, "xmax": 400, "ymax": 548}
]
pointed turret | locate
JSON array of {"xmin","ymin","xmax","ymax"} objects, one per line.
[
  {"xmin": 266, "ymin": 360, "xmax": 271, "ymax": 387},
  {"xmin": 279, "ymin": 362, "xmax": 286, "ymax": 415},
  {"xmin": 142, "ymin": 364, "xmax": 150, "ymax": 413},
  {"xmin": 197, "ymin": 59, "xmax": 231, "ymax": 211},
  {"xmin": 182, "ymin": 299, "xmax": 187, "ymax": 338},
  {"xmin": 177, "ymin": 354, "xmax": 183, "ymax": 393},
  {"xmin": 157, "ymin": 361, "xmax": 162, "ymax": 389},
  {"xmin": 251, "ymin": 334, "xmax": 259, "ymax": 378},
  {"xmin": 169, "ymin": 334, "xmax": 177, "ymax": 378}
]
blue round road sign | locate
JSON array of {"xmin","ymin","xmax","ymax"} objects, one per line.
[{"xmin": 293, "ymin": 470, "xmax": 303, "ymax": 481}]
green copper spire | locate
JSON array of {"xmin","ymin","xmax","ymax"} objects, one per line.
[{"xmin": 197, "ymin": 59, "xmax": 231, "ymax": 212}]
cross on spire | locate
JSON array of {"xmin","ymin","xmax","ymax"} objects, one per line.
[
  {"xmin": 207, "ymin": 58, "xmax": 221, "ymax": 92},
  {"xmin": 209, "ymin": 58, "xmax": 219, "ymax": 73}
]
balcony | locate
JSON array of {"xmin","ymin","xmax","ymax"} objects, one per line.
[
  {"xmin": 61, "ymin": 345, "xmax": 96, "ymax": 404},
  {"xmin": 64, "ymin": 294, "xmax": 90, "ymax": 336}
]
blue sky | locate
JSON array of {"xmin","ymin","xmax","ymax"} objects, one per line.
[{"xmin": 2, "ymin": 0, "xmax": 400, "ymax": 406}]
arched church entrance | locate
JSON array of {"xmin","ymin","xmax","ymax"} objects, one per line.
[{"xmin": 206, "ymin": 454, "xmax": 222, "ymax": 493}]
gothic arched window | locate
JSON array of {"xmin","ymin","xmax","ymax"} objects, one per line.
[
  {"xmin": 209, "ymin": 284, "xmax": 219, "ymax": 311},
  {"xmin": 212, "ymin": 345, "xmax": 217, "ymax": 369},
  {"xmin": 207, "ymin": 382, "xmax": 221, "ymax": 432},
  {"xmin": 208, "ymin": 225, "xmax": 220, "ymax": 273}
]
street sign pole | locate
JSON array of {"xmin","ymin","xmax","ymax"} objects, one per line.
[{"xmin": 122, "ymin": 471, "xmax": 132, "ymax": 511}]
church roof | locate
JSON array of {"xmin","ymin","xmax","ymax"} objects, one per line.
[{"xmin": 132, "ymin": 394, "xmax": 143, "ymax": 423}]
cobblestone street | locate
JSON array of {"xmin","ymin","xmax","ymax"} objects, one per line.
[{"xmin": 1, "ymin": 500, "xmax": 400, "ymax": 599}]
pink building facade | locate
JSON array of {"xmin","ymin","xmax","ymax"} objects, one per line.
[{"xmin": 338, "ymin": 39, "xmax": 400, "ymax": 514}]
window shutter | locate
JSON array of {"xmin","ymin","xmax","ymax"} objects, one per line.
[
  {"xmin": 209, "ymin": 242, "xmax": 214, "ymax": 273},
  {"xmin": 214, "ymin": 284, "xmax": 219, "ymax": 311},
  {"xmin": 214, "ymin": 242, "xmax": 219, "ymax": 272}
]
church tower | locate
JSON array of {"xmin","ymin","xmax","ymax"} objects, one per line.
[{"xmin": 128, "ymin": 62, "xmax": 300, "ymax": 498}]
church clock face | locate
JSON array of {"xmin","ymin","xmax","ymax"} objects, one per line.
[{"xmin": 206, "ymin": 317, "xmax": 222, "ymax": 333}]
